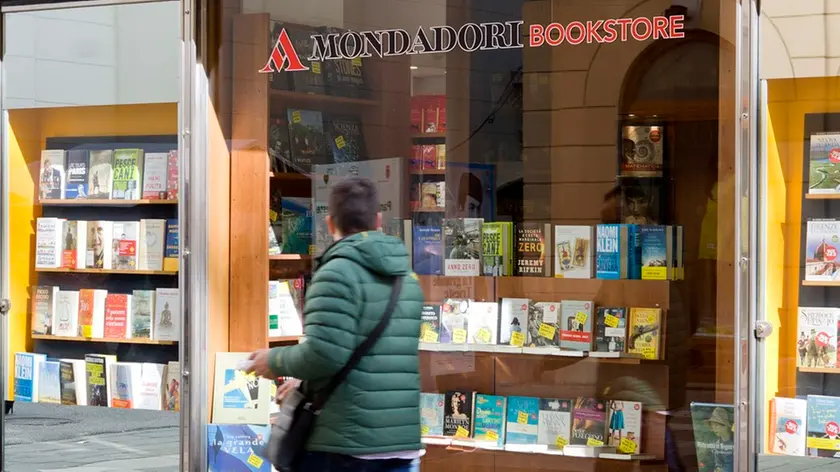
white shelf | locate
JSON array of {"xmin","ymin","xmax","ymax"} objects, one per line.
[{"xmin": 421, "ymin": 438, "xmax": 651, "ymax": 461}]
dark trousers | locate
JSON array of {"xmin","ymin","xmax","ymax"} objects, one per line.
[{"xmin": 293, "ymin": 452, "xmax": 418, "ymax": 472}]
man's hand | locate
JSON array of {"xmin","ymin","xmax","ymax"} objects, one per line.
[
  {"xmin": 246, "ymin": 349, "xmax": 274, "ymax": 378},
  {"xmin": 276, "ymin": 378, "xmax": 302, "ymax": 404}
]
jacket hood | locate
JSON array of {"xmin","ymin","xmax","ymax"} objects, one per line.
[{"xmin": 319, "ymin": 231, "xmax": 411, "ymax": 276}]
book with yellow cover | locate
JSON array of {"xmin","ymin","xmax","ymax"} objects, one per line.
[{"xmin": 627, "ymin": 308, "xmax": 662, "ymax": 360}]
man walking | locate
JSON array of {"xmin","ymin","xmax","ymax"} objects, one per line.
[{"xmin": 248, "ymin": 177, "xmax": 424, "ymax": 471}]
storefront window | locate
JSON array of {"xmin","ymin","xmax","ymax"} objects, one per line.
[
  {"xmin": 1, "ymin": 2, "xmax": 182, "ymax": 471},
  {"xmin": 205, "ymin": 0, "xmax": 740, "ymax": 470},
  {"xmin": 758, "ymin": 0, "xmax": 840, "ymax": 467}
]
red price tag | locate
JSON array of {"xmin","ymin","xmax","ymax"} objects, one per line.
[
  {"xmin": 785, "ymin": 420, "xmax": 798, "ymax": 434},
  {"xmin": 825, "ymin": 421, "xmax": 839, "ymax": 437},
  {"xmin": 829, "ymin": 148, "xmax": 840, "ymax": 163},
  {"xmin": 816, "ymin": 331, "xmax": 831, "ymax": 347},
  {"xmin": 825, "ymin": 246, "xmax": 838, "ymax": 261}
]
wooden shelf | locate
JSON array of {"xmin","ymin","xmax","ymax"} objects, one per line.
[
  {"xmin": 269, "ymin": 172, "xmax": 311, "ymax": 182},
  {"xmin": 798, "ymin": 366, "xmax": 840, "ymax": 374},
  {"xmin": 32, "ymin": 334, "xmax": 177, "ymax": 345},
  {"xmin": 269, "ymin": 336, "xmax": 301, "ymax": 344},
  {"xmin": 411, "ymin": 132, "xmax": 446, "ymax": 140},
  {"xmin": 36, "ymin": 268, "xmax": 178, "ymax": 276},
  {"xmin": 802, "ymin": 280, "xmax": 840, "ymax": 286},
  {"xmin": 270, "ymin": 89, "xmax": 379, "ymax": 108},
  {"xmin": 411, "ymin": 169, "xmax": 446, "ymax": 176},
  {"xmin": 269, "ymin": 254, "xmax": 311, "ymax": 261},
  {"xmin": 39, "ymin": 199, "xmax": 178, "ymax": 206},
  {"xmin": 805, "ymin": 194, "xmax": 840, "ymax": 199}
]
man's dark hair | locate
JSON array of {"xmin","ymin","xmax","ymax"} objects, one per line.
[{"xmin": 328, "ymin": 176, "xmax": 380, "ymax": 235}]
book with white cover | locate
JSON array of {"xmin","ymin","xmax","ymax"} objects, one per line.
[
  {"xmin": 769, "ymin": 397, "xmax": 807, "ymax": 456},
  {"xmin": 154, "ymin": 288, "xmax": 179, "ymax": 341},
  {"xmin": 142, "ymin": 153, "xmax": 169, "ymax": 199},
  {"xmin": 212, "ymin": 352, "xmax": 272, "ymax": 424},
  {"xmin": 78, "ymin": 289, "xmax": 107, "ymax": 338},
  {"xmin": 499, "ymin": 298, "xmax": 529, "ymax": 345},
  {"xmin": 59, "ymin": 358, "xmax": 87, "ymax": 406},
  {"xmin": 37, "ymin": 360, "xmax": 62, "ymax": 404},
  {"xmin": 53, "ymin": 290, "xmax": 80, "ymax": 337},
  {"xmin": 14, "ymin": 352, "xmax": 47, "ymax": 402},
  {"xmin": 39, "ymin": 149, "xmax": 66, "ymax": 200},
  {"xmin": 554, "ymin": 225, "xmax": 594, "ymax": 278},
  {"xmin": 86, "ymin": 221, "xmax": 114, "ymax": 269},
  {"xmin": 796, "ymin": 307, "xmax": 838, "ymax": 369},
  {"xmin": 139, "ymin": 219, "xmax": 166, "ymax": 270},
  {"xmin": 164, "ymin": 361, "xmax": 180, "ymax": 411},
  {"xmin": 112, "ymin": 221, "xmax": 140, "ymax": 270},
  {"xmin": 109, "ymin": 362, "xmax": 142, "ymax": 409},
  {"xmin": 131, "ymin": 290, "xmax": 155, "ymax": 339},
  {"xmin": 467, "ymin": 302, "xmax": 499, "ymax": 345},
  {"xmin": 268, "ymin": 281, "xmax": 303, "ymax": 337},
  {"xmin": 538, "ymin": 398, "xmax": 572, "ymax": 448},
  {"xmin": 136, "ymin": 363, "xmax": 166, "ymax": 410},
  {"xmin": 35, "ymin": 217, "xmax": 64, "ymax": 268}
]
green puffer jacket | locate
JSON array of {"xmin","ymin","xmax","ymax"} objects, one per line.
[{"xmin": 269, "ymin": 230, "xmax": 424, "ymax": 455}]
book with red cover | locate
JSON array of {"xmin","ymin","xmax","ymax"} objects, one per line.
[{"xmin": 103, "ymin": 293, "xmax": 131, "ymax": 339}]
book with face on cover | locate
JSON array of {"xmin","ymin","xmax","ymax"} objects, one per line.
[
  {"xmin": 112, "ymin": 221, "xmax": 140, "ymax": 270},
  {"xmin": 39, "ymin": 149, "xmax": 66, "ymax": 200},
  {"xmin": 212, "ymin": 352, "xmax": 273, "ymax": 424},
  {"xmin": 86, "ymin": 221, "xmax": 114, "ymax": 270},
  {"xmin": 443, "ymin": 391, "xmax": 475, "ymax": 437},
  {"xmin": 526, "ymin": 301, "xmax": 561, "ymax": 348}
]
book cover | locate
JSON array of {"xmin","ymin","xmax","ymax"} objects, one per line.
[
  {"xmin": 142, "ymin": 152, "xmax": 168, "ymax": 199},
  {"xmin": 212, "ymin": 352, "xmax": 272, "ymax": 424},
  {"xmin": 164, "ymin": 219, "xmax": 179, "ymax": 272},
  {"xmin": 104, "ymin": 293, "xmax": 132, "ymax": 339},
  {"xmin": 281, "ymin": 197, "xmax": 313, "ymax": 255},
  {"xmin": 88, "ymin": 150, "xmax": 114, "ymax": 199},
  {"xmin": 165, "ymin": 361, "xmax": 181, "ymax": 411},
  {"xmin": 136, "ymin": 363, "xmax": 166, "ymax": 410},
  {"xmin": 39, "ymin": 149, "xmax": 66, "ymax": 200},
  {"xmin": 620, "ymin": 125, "xmax": 664, "ymax": 177},
  {"xmin": 420, "ymin": 182, "xmax": 444, "ymax": 209},
  {"xmin": 498, "ymin": 298, "xmax": 529, "ymax": 346},
  {"xmin": 806, "ymin": 395, "xmax": 840, "ymax": 452},
  {"xmin": 559, "ymin": 300, "xmax": 594, "ymax": 351},
  {"xmin": 620, "ymin": 178, "xmax": 663, "ymax": 226},
  {"xmin": 53, "ymin": 290, "xmax": 80, "ymax": 337},
  {"xmin": 86, "ymin": 220, "xmax": 114, "ymax": 269},
  {"xmin": 59, "ymin": 359, "xmax": 87, "ymax": 406},
  {"xmin": 287, "ymin": 108, "xmax": 326, "ymax": 173},
  {"xmin": 61, "ymin": 220, "xmax": 87, "ymax": 269},
  {"xmin": 207, "ymin": 424, "xmax": 272, "ymax": 472},
  {"xmin": 269, "ymin": 117, "xmax": 292, "ymax": 173},
  {"xmin": 596, "ymin": 224, "xmax": 624, "ymax": 280},
  {"xmin": 109, "ymin": 362, "xmax": 141, "ymax": 408},
  {"xmin": 139, "ymin": 219, "xmax": 166, "ymax": 271},
  {"xmin": 419, "ymin": 304, "xmax": 441, "ymax": 343},
  {"xmin": 627, "ymin": 307, "xmax": 663, "ymax": 360},
  {"xmin": 594, "ymin": 307, "xmax": 628, "ymax": 353},
  {"xmin": 640, "ymin": 225, "xmax": 672, "ymax": 280},
  {"xmin": 413, "ymin": 226, "xmax": 443, "ymax": 276},
  {"xmin": 467, "ymin": 302, "xmax": 499, "ymax": 345},
  {"xmin": 14, "ymin": 352, "xmax": 46, "ymax": 402},
  {"xmin": 527, "ymin": 301, "xmax": 561, "ymax": 348},
  {"xmin": 607, "ymin": 400, "xmax": 643, "ymax": 454},
  {"xmin": 482, "ymin": 222, "xmax": 514, "ymax": 276},
  {"xmin": 85, "ymin": 354, "xmax": 117, "ymax": 407},
  {"xmin": 37, "ymin": 360, "xmax": 61, "ymax": 404},
  {"xmin": 35, "ymin": 217, "xmax": 63, "ymax": 268},
  {"xmin": 268, "ymin": 280, "xmax": 304, "ymax": 337},
  {"xmin": 554, "ymin": 225, "xmax": 593, "ymax": 279},
  {"xmin": 769, "ymin": 397, "xmax": 807, "ymax": 456},
  {"xmin": 474, "ymin": 394, "xmax": 506, "ymax": 446},
  {"xmin": 320, "ymin": 27, "xmax": 369, "ymax": 98},
  {"xmin": 797, "ymin": 307, "xmax": 838, "ymax": 369},
  {"xmin": 154, "ymin": 288, "xmax": 179, "ymax": 342},
  {"xmin": 538, "ymin": 398, "xmax": 572, "ymax": 448},
  {"xmin": 440, "ymin": 299, "xmax": 469, "ymax": 344},
  {"xmin": 805, "ymin": 219, "xmax": 840, "ymax": 281},
  {"xmin": 111, "ymin": 149, "xmax": 144, "ymax": 200},
  {"xmin": 443, "ymin": 218, "xmax": 483, "ymax": 276},
  {"xmin": 571, "ymin": 397, "xmax": 607, "ymax": 445},
  {"xmin": 167, "ymin": 150, "xmax": 179, "ymax": 199},
  {"xmin": 31, "ymin": 285, "xmax": 58, "ymax": 335},
  {"xmin": 324, "ymin": 114, "xmax": 366, "ymax": 163},
  {"xmin": 421, "ymin": 393, "xmax": 445, "ymax": 436},
  {"xmin": 690, "ymin": 402, "xmax": 735, "ymax": 472},
  {"xmin": 808, "ymin": 132, "xmax": 840, "ymax": 194},
  {"xmin": 131, "ymin": 290, "xmax": 155, "ymax": 339},
  {"xmin": 112, "ymin": 221, "xmax": 140, "ymax": 270},
  {"xmin": 78, "ymin": 289, "xmax": 107, "ymax": 338},
  {"xmin": 516, "ymin": 223, "xmax": 551, "ymax": 277},
  {"xmin": 505, "ymin": 396, "xmax": 540, "ymax": 445},
  {"xmin": 284, "ymin": 25, "xmax": 327, "ymax": 95},
  {"xmin": 64, "ymin": 149, "xmax": 89, "ymax": 199},
  {"xmin": 444, "ymin": 391, "xmax": 475, "ymax": 437}
]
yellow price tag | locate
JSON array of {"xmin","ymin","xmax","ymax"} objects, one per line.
[
  {"xmin": 334, "ymin": 135, "xmax": 346, "ymax": 149},
  {"xmin": 555, "ymin": 436, "xmax": 568, "ymax": 449},
  {"xmin": 619, "ymin": 437, "xmax": 637, "ymax": 454},
  {"xmin": 517, "ymin": 411, "xmax": 528, "ymax": 424},
  {"xmin": 311, "ymin": 61, "xmax": 322, "ymax": 74},
  {"xmin": 538, "ymin": 323, "xmax": 556, "ymax": 340},
  {"xmin": 308, "ymin": 245, "xmax": 317, "ymax": 255},
  {"xmin": 476, "ymin": 328, "xmax": 492, "ymax": 344},
  {"xmin": 269, "ymin": 209, "xmax": 278, "ymax": 222},
  {"xmin": 421, "ymin": 425, "xmax": 430, "ymax": 436},
  {"xmin": 422, "ymin": 330, "xmax": 439, "ymax": 343},
  {"xmin": 292, "ymin": 111, "xmax": 302, "ymax": 123},
  {"xmin": 510, "ymin": 331, "xmax": 525, "ymax": 347},
  {"xmin": 575, "ymin": 311, "xmax": 588, "ymax": 325},
  {"xmin": 247, "ymin": 453, "xmax": 264, "ymax": 468},
  {"xmin": 352, "ymin": 57, "xmax": 362, "ymax": 67},
  {"xmin": 604, "ymin": 314, "xmax": 619, "ymax": 328},
  {"xmin": 452, "ymin": 329, "xmax": 467, "ymax": 344},
  {"xmin": 586, "ymin": 437, "xmax": 604, "ymax": 446},
  {"xmin": 81, "ymin": 326, "xmax": 92, "ymax": 338},
  {"xmin": 455, "ymin": 426, "xmax": 470, "ymax": 438},
  {"xmin": 486, "ymin": 430, "xmax": 499, "ymax": 441}
]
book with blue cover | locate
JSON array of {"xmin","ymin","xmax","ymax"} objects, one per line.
[
  {"xmin": 324, "ymin": 114, "xmax": 366, "ymax": 164},
  {"xmin": 38, "ymin": 360, "xmax": 62, "ymax": 404},
  {"xmin": 207, "ymin": 424, "xmax": 272, "ymax": 472},
  {"xmin": 596, "ymin": 224, "xmax": 624, "ymax": 279},
  {"xmin": 474, "ymin": 394, "xmax": 506, "ymax": 446},
  {"xmin": 806, "ymin": 395, "xmax": 840, "ymax": 452},
  {"xmin": 640, "ymin": 225, "xmax": 671, "ymax": 280},
  {"xmin": 413, "ymin": 226, "xmax": 443, "ymax": 275},
  {"xmin": 420, "ymin": 393, "xmax": 445, "ymax": 436},
  {"xmin": 627, "ymin": 224, "xmax": 642, "ymax": 280},
  {"xmin": 14, "ymin": 352, "xmax": 46, "ymax": 402},
  {"xmin": 505, "ymin": 396, "xmax": 540, "ymax": 445},
  {"xmin": 281, "ymin": 197, "xmax": 313, "ymax": 255}
]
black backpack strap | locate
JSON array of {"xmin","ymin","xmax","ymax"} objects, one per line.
[{"xmin": 310, "ymin": 275, "xmax": 404, "ymax": 410}]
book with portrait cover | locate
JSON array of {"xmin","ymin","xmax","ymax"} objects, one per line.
[
  {"xmin": 808, "ymin": 132, "xmax": 840, "ymax": 194},
  {"xmin": 39, "ymin": 149, "xmax": 66, "ymax": 200},
  {"xmin": 570, "ymin": 397, "xmax": 607, "ymax": 445},
  {"xmin": 443, "ymin": 218, "xmax": 483, "ymax": 276},
  {"xmin": 86, "ymin": 221, "xmax": 114, "ymax": 270},
  {"xmin": 444, "ymin": 391, "xmax": 476, "ymax": 437},
  {"xmin": 516, "ymin": 223, "xmax": 551, "ymax": 277},
  {"xmin": 61, "ymin": 220, "xmax": 87, "ymax": 269},
  {"xmin": 207, "ymin": 424, "xmax": 272, "ymax": 472},
  {"xmin": 690, "ymin": 403, "xmax": 734, "ymax": 472},
  {"xmin": 526, "ymin": 301, "xmax": 561, "ymax": 348}
]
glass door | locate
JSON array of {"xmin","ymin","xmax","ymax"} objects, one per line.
[{"xmin": 0, "ymin": 2, "xmax": 183, "ymax": 471}]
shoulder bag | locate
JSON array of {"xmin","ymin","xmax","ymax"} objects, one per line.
[{"xmin": 266, "ymin": 275, "xmax": 404, "ymax": 471}]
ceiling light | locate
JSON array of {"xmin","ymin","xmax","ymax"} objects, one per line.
[{"xmin": 410, "ymin": 66, "xmax": 418, "ymax": 70}]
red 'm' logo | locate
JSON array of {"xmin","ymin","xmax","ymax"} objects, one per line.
[{"xmin": 259, "ymin": 29, "xmax": 309, "ymax": 73}]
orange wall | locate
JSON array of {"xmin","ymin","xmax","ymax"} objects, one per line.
[{"xmin": 6, "ymin": 103, "xmax": 177, "ymax": 399}]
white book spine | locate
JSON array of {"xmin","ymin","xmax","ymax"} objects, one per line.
[
  {"xmin": 139, "ymin": 219, "xmax": 166, "ymax": 271},
  {"xmin": 75, "ymin": 221, "xmax": 88, "ymax": 269}
]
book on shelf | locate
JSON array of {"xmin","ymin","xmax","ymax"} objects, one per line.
[
  {"xmin": 287, "ymin": 108, "xmax": 327, "ymax": 173},
  {"xmin": 594, "ymin": 307, "xmax": 628, "ymax": 353},
  {"xmin": 474, "ymin": 394, "xmax": 506, "ymax": 446},
  {"xmin": 526, "ymin": 301, "xmax": 561, "ymax": 348},
  {"xmin": 319, "ymin": 26, "xmax": 369, "ymax": 99},
  {"xmin": 167, "ymin": 150, "xmax": 178, "ymax": 200},
  {"xmin": 607, "ymin": 400, "xmax": 643, "ymax": 454},
  {"xmin": 467, "ymin": 302, "xmax": 499, "ymax": 345},
  {"xmin": 571, "ymin": 397, "xmax": 607, "ymax": 446},
  {"xmin": 109, "ymin": 362, "xmax": 142, "ymax": 408},
  {"xmin": 769, "ymin": 397, "xmax": 807, "ymax": 456},
  {"xmin": 538, "ymin": 398, "xmax": 572, "ymax": 449},
  {"xmin": 39, "ymin": 149, "xmax": 66, "ymax": 200},
  {"xmin": 53, "ymin": 290, "xmax": 80, "ymax": 337},
  {"xmin": 283, "ymin": 25, "xmax": 327, "ymax": 95},
  {"xmin": 164, "ymin": 219, "xmax": 179, "ymax": 272},
  {"xmin": 37, "ymin": 360, "xmax": 61, "ymax": 404},
  {"xmin": 14, "ymin": 353, "xmax": 47, "ymax": 402},
  {"xmin": 440, "ymin": 299, "xmax": 469, "ymax": 344},
  {"xmin": 420, "ymin": 181, "xmax": 445, "ymax": 209},
  {"xmin": 86, "ymin": 353, "xmax": 117, "ymax": 407},
  {"xmin": 269, "ymin": 116, "xmax": 292, "ymax": 173},
  {"xmin": 268, "ymin": 279, "xmax": 304, "ymax": 337},
  {"xmin": 421, "ymin": 393, "xmax": 445, "ymax": 436},
  {"xmin": 31, "ymin": 285, "xmax": 58, "ymax": 336},
  {"xmin": 132, "ymin": 290, "xmax": 155, "ymax": 339},
  {"xmin": 690, "ymin": 403, "xmax": 734, "ymax": 471},
  {"xmin": 324, "ymin": 114, "xmax": 366, "ymax": 163},
  {"xmin": 412, "ymin": 226, "xmax": 443, "ymax": 276},
  {"xmin": 154, "ymin": 288, "xmax": 180, "ymax": 342},
  {"xmin": 136, "ymin": 363, "xmax": 167, "ymax": 410},
  {"xmin": 212, "ymin": 352, "xmax": 273, "ymax": 424},
  {"xmin": 808, "ymin": 132, "xmax": 840, "ymax": 195},
  {"xmin": 482, "ymin": 222, "xmax": 514, "ymax": 276},
  {"xmin": 59, "ymin": 359, "xmax": 87, "ymax": 406},
  {"xmin": 805, "ymin": 395, "xmax": 840, "ymax": 452},
  {"xmin": 111, "ymin": 148, "xmax": 144, "ymax": 200},
  {"xmin": 796, "ymin": 307, "xmax": 838, "ymax": 369},
  {"xmin": 620, "ymin": 125, "xmax": 664, "ymax": 178},
  {"xmin": 86, "ymin": 221, "xmax": 114, "ymax": 269},
  {"xmin": 207, "ymin": 424, "xmax": 273, "ymax": 472},
  {"xmin": 805, "ymin": 219, "xmax": 840, "ymax": 281},
  {"xmin": 142, "ymin": 152, "xmax": 169, "ymax": 199},
  {"xmin": 554, "ymin": 225, "xmax": 593, "ymax": 279},
  {"xmin": 61, "ymin": 220, "xmax": 87, "ymax": 269},
  {"xmin": 596, "ymin": 224, "xmax": 640, "ymax": 280},
  {"xmin": 280, "ymin": 197, "xmax": 313, "ymax": 255},
  {"xmin": 112, "ymin": 221, "xmax": 140, "ymax": 270},
  {"xmin": 443, "ymin": 218, "xmax": 483, "ymax": 276},
  {"xmin": 78, "ymin": 289, "xmax": 107, "ymax": 338},
  {"xmin": 268, "ymin": 224, "xmax": 282, "ymax": 256},
  {"xmin": 559, "ymin": 300, "xmax": 594, "ymax": 352},
  {"xmin": 104, "ymin": 293, "xmax": 133, "ymax": 339},
  {"xmin": 139, "ymin": 219, "xmax": 166, "ymax": 271},
  {"xmin": 640, "ymin": 225, "xmax": 673, "ymax": 280},
  {"xmin": 516, "ymin": 223, "xmax": 551, "ymax": 277},
  {"xmin": 505, "ymin": 396, "xmax": 539, "ymax": 445},
  {"xmin": 443, "ymin": 391, "xmax": 475, "ymax": 437},
  {"xmin": 627, "ymin": 307, "xmax": 662, "ymax": 360},
  {"xmin": 88, "ymin": 150, "xmax": 114, "ymax": 199},
  {"xmin": 419, "ymin": 304, "xmax": 442, "ymax": 343},
  {"xmin": 35, "ymin": 217, "xmax": 64, "ymax": 268},
  {"xmin": 165, "ymin": 361, "xmax": 181, "ymax": 411},
  {"xmin": 499, "ymin": 298, "xmax": 529, "ymax": 346},
  {"xmin": 65, "ymin": 149, "xmax": 89, "ymax": 199}
]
